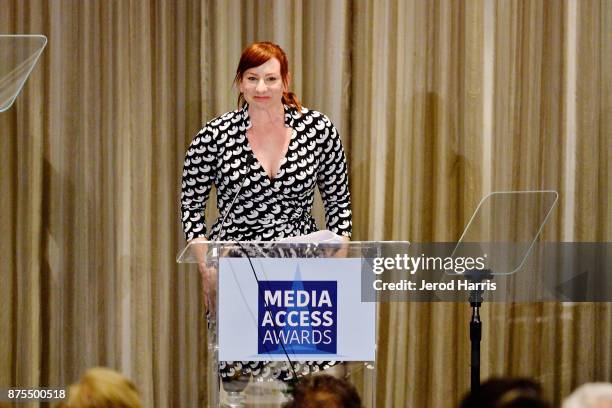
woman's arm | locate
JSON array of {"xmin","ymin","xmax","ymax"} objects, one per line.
[
  {"xmin": 316, "ymin": 115, "xmax": 353, "ymax": 239},
  {"xmin": 180, "ymin": 126, "xmax": 217, "ymax": 241},
  {"xmin": 181, "ymin": 126, "xmax": 217, "ymax": 311}
]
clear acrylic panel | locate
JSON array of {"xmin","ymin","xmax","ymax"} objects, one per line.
[
  {"xmin": 448, "ymin": 190, "xmax": 558, "ymax": 276},
  {"xmin": 0, "ymin": 35, "xmax": 47, "ymax": 112}
]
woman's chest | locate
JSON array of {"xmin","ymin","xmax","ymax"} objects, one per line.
[
  {"xmin": 216, "ymin": 129, "xmax": 320, "ymax": 196},
  {"xmin": 247, "ymin": 125, "xmax": 292, "ymax": 179}
]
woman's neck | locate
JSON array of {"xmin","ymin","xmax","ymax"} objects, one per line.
[{"xmin": 248, "ymin": 103, "xmax": 285, "ymax": 127}]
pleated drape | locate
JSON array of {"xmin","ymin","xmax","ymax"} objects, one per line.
[
  {"xmin": 1, "ymin": 1, "xmax": 205, "ymax": 407},
  {"xmin": 0, "ymin": 1, "xmax": 610, "ymax": 407},
  {"xmin": 350, "ymin": 1, "xmax": 611, "ymax": 406}
]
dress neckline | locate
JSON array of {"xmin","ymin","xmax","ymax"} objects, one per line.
[{"xmin": 244, "ymin": 126, "xmax": 296, "ymax": 182}]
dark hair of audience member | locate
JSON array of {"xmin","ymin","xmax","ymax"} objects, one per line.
[
  {"xmin": 285, "ymin": 374, "xmax": 363, "ymax": 408},
  {"xmin": 459, "ymin": 377, "xmax": 551, "ymax": 408}
]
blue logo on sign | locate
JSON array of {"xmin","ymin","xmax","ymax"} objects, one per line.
[{"xmin": 258, "ymin": 280, "xmax": 337, "ymax": 355}]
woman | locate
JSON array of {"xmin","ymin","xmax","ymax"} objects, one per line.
[
  {"xmin": 181, "ymin": 41, "xmax": 351, "ymax": 243},
  {"xmin": 180, "ymin": 42, "xmax": 352, "ymax": 382},
  {"xmin": 181, "ymin": 42, "xmax": 352, "ymax": 307}
]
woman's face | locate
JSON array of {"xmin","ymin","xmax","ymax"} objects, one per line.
[{"xmin": 239, "ymin": 58, "xmax": 285, "ymax": 109}]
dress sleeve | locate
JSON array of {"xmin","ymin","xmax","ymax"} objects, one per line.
[
  {"xmin": 316, "ymin": 116, "xmax": 353, "ymax": 237},
  {"xmin": 180, "ymin": 126, "xmax": 217, "ymax": 241}
]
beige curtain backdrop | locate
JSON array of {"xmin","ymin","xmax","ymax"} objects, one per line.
[{"xmin": 0, "ymin": 1, "xmax": 609, "ymax": 407}]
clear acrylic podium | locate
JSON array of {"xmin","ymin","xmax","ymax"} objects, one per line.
[{"xmin": 177, "ymin": 240, "xmax": 392, "ymax": 408}]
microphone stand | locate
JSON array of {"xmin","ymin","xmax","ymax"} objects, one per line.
[{"xmin": 464, "ymin": 269, "xmax": 493, "ymax": 391}]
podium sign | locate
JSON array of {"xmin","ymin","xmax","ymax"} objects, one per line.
[{"xmin": 218, "ymin": 257, "xmax": 376, "ymax": 361}]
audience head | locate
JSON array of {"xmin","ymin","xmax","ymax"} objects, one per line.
[
  {"xmin": 285, "ymin": 374, "xmax": 362, "ymax": 408},
  {"xmin": 58, "ymin": 367, "xmax": 142, "ymax": 408},
  {"xmin": 459, "ymin": 377, "xmax": 550, "ymax": 408},
  {"xmin": 563, "ymin": 383, "xmax": 612, "ymax": 408}
]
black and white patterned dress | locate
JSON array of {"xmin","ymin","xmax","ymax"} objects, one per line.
[
  {"xmin": 180, "ymin": 104, "xmax": 352, "ymax": 381},
  {"xmin": 180, "ymin": 104, "xmax": 352, "ymax": 242}
]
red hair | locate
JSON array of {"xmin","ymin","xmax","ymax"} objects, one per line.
[{"xmin": 234, "ymin": 42, "xmax": 302, "ymax": 111}]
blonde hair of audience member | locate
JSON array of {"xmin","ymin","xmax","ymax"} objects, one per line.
[
  {"xmin": 57, "ymin": 367, "xmax": 142, "ymax": 408},
  {"xmin": 563, "ymin": 383, "xmax": 612, "ymax": 408}
]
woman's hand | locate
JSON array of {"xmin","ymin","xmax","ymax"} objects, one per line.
[
  {"xmin": 198, "ymin": 261, "xmax": 218, "ymax": 315},
  {"xmin": 189, "ymin": 237, "xmax": 218, "ymax": 314},
  {"xmin": 334, "ymin": 234, "xmax": 350, "ymax": 258}
]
